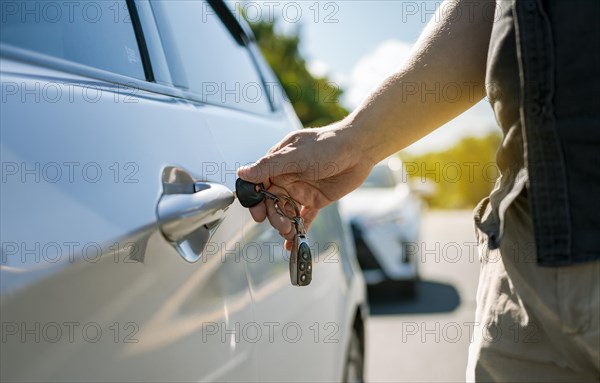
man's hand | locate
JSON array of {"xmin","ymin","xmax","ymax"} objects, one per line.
[
  {"xmin": 237, "ymin": 123, "xmax": 376, "ymax": 248},
  {"xmin": 238, "ymin": 0, "xmax": 494, "ymax": 247}
]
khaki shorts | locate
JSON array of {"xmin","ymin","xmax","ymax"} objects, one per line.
[{"xmin": 467, "ymin": 194, "xmax": 600, "ymax": 382}]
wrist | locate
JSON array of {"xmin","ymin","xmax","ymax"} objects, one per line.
[{"xmin": 336, "ymin": 113, "xmax": 395, "ymax": 166}]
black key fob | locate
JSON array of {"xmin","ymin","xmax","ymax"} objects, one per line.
[
  {"xmin": 235, "ymin": 178, "xmax": 265, "ymax": 208},
  {"xmin": 290, "ymin": 234, "xmax": 312, "ymax": 286}
]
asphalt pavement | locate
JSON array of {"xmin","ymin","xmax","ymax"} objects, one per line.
[{"xmin": 365, "ymin": 210, "xmax": 481, "ymax": 382}]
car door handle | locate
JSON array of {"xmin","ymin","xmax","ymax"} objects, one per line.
[{"xmin": 157, "ymin": 166, "xmax": 235, "ymax": 262}]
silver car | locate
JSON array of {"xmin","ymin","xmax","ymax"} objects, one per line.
[
  {"xmin": 0, "ymin": 1, "xmax": 367, "ymax": 381},
  {"xmin": 339, "ymin": 157, "xmax": 422, "ymax": 297}
]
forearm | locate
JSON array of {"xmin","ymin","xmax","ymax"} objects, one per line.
[{"xmin": 341, "ymin": 0, "xmax": 495, "ymax": 163}]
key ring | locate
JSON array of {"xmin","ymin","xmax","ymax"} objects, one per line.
[
  {"xmin": 256, "ymin": 186, "xmax": 304, "ymax": 231},
  {"xmin": 259, "ymin": 189, "xmax": 280, "ymax": 204},
  {"xmin": 274, "ymin": 195, "xmax": 301, "ymax": 222},
  {"xmin": 241, "ymin": 181, "xmax": 311, "ymax": 286},
  {"xmin": 275, "ymin": 195, "xmax": 306, "ymax": 234},
  {"xmin": 256, "ymin": 186, "xmax": 299, "ymax": 221}
]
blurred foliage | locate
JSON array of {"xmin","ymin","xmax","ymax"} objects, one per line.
[
  {"xmin": 246, "ymin": 15, "xmax": 501, "ymax": 209},
  {"xmin": 248, "ymin": 19, "xmax": 348, "ymax": 127},
  {"xmin": 400, "ymin": 131, "xmax": 503, "ymax": 209}
]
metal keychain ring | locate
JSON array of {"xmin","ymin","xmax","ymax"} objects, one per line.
[
  {"xmin": 274, "ymin": 195, "xmax": 301, "ymax": 221},
  {"xmin": 260, "ymin": 189, "xmax": 280, "ymax": 203}
]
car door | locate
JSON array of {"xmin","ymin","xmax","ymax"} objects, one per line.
[
  {"xmin": 145, "ymin": 2, "xmax": 356, "ymax": 381},
  {"xmin": 171, "ymin": 3, "xmax": 357, "ymax": 381},
  {"xmin": 1, "ymin": 1, "xmax": 256, "ymax": 381}
]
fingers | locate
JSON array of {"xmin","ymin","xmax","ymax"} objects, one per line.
[
  {"xmin": 244, "ymin": 181, "xmax": 297, "ymax": 243},
  {"xmin": 238, "ymin": 134, "xmax": 316, "ymax": 243},
  {"xmin": 245, "ymin": 181, "xmax": 316, "ymax": 245},
  {"xmin": 300, "ymin": 206, "xmax": 320, "ymax": 232},
  {"xmin": 249, "ymin": 199, "xmax": 296, "ymax": 243},
  {"xmin": 237, "ymin": 151, "xmax": 299, "ymax": 185},
  {"xmin": 249, "ymin": 203, "xmax": 267, "ymax": 223},
  {"xmin": 237, "ymin": 133, "xmax": 305, "ymax": 185},
  {"xmin": 246, "ymin": 179, "xmax": 271, "ymax": 223},
  {"xmin": 265, "ymin": 198, "xmax": 296, "ymax": 241}
]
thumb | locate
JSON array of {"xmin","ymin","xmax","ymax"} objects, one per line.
[{"xmin": 237, "ymin": 149, "xmax": 300, "ymax": 184}]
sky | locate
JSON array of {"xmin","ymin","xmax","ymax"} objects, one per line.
[{"xmin": 231, "ymin": 0, "xmax": 500, "ymax": 154}]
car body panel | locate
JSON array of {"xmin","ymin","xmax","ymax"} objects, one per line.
[
  {"xmin": 0, "ymin": 58, "xmax": 257, "ymax": 381},
  {"xmin": 0, "ymin": 1, "xmax": 366, "ymax": 380}
]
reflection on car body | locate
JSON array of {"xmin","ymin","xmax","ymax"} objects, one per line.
[{"xmin": 0, "ymin": 1, "xmax": 367, "ymax": 381}]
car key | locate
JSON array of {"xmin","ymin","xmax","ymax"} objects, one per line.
[
  {"xmin": 235, "ymin": 178, "xmax": 280, "ymax": 207},
  {"xmin": 289, "ymin": 216, "xmax": 312, "ymax": 286},
  {"xmin": 235, "ymin": 178, "xmax": 266, "ymax": 208},
  {"xmin": 236, "ymin": 178, "xmax": 312, "ymax": 286}
]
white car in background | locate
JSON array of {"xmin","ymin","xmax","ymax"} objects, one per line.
[
  {"xmin": 339, "ymin": 157, "xmax": 422, "ymax": 297},
  {"xmin": 0, "ymin": 1, "xmax": 367, "ymax": 381}
]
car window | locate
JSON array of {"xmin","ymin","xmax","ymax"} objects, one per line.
[
  {"xmin": 150, "ymin": 0, "xmax": 271, "ymax": 115},
  {"xmin": 360, "ymin": 165, "xmax": 396, "ymax": 188},
  {"xmin": 0, "ymin": 0, "xmax": 146, "ymax": 79}
]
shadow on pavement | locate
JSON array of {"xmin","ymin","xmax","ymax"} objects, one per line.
[{"xmin": 368, "ymin": 280, "xmax": 461, "ymax": 316}]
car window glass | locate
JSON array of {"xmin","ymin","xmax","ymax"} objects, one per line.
[
  {"xmin": 1, "ymin": 0, "xmax": 146, "ymax": 79},
  {"xmin": 150, "ymin": 0, "xmax": 271, "ymax": 115}
]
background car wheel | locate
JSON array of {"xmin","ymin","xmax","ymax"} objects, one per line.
[{"xmin": 343, "ymin": 329, "xmax": 364, "ymax": 383}]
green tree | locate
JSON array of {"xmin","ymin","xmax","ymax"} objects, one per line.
[
  {"xmin": 400, "ymin": 131, "xmax": 502, "ymax": 209},
  {"xmin": 249, "ymin": 19, "xmax": 348, "ymax": 127}
]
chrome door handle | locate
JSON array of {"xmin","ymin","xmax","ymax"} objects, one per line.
[
  {"xmin": 158, "ymin": 182, "xmax": 234, "ymax": 241},
  {"xmin": 157, "ymin": 167, "xmax": 234, "ymax": 262}
]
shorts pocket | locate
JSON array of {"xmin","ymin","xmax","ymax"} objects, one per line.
[{"xmin": 557, "ymin": 261, "xmax": 600, "ymax": 335}]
